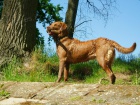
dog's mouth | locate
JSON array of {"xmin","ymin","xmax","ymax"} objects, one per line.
[{"xmin": 47, "ymin": 30, "xmax": 52, "ymax": 35}]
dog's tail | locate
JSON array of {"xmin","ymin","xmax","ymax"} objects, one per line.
[{"xmin": 111, "ymin": 41, "xmax": 136, "ymax": 54}]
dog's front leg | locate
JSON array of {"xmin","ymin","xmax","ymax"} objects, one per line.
[
  {"xmin": 64, "ymin": 63, "xmax": 69, "ymax": 81},
  {"xmin": 56, "ymin": 61, "xmax": 65, "ymax": 82}
]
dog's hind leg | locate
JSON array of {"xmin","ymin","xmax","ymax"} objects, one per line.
[
  {"xmin": 64, "ymin": 63, "xmax": 69, "ymax": 81},
  {"xmin": 105, "ymin": 48, "xmax": 116, "ymax": 84},
  {"xmin": 107, "ymin": 64, "xmax": 116, "ymax": 84},
  {"xmin": 98, "ymin": 59, "xmax": 116, "ymax": 84},
  {"xmin": 96, "ymin": 49, "xmax": 116, "ymax": 84}
]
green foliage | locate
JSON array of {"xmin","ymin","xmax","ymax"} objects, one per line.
[
  {"xmin": 36, "ymin": 0, "xmax": 63, "ymax": 46},
  {"xmin": 36, "ymin": 0, "xmax": 63, "ymax": 27}
]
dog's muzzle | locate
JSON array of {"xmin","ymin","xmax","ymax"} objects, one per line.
[
  {"xmin": 47, "ymin": 26, "xmax": 52, "ymax": 35},
  {"xmin": 47, "ymin": 26, "xmax": 61, "ymax": 36}
]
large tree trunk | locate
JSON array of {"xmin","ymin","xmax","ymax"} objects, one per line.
[
  {"xmin": 0, "ymin": 0, "xmax": 38, "ymax": 66},
  {"xmin": 65, "ymin": 0, "xmax": 79, "ymax": 38}
]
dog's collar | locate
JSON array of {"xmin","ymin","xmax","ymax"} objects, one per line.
[
  {"xmin": 58, "ymin": 35, "xmax": 67, "ymax": 41},
  {"xmin": 55, "ymin": 36, "xmax": 68, "ymax": 44}
]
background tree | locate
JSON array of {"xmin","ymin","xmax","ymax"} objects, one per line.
[
  {"xmin": 65, "ymin": 0, "xmax": 116, "ymax": 38},
  {"xmin": 65, "ymin": 0, "xmax": 79, "ymax": 38},
  {"xmin": 0, "ymin": 0, "xmax": 38, "ymax": 66},
  {"xmin": 0, "ymin": 0, "xmax": 3, "ymax": 18},
  {"xmin": 0, "ymin": 0, "xmax": 63, "ymax": 67}
]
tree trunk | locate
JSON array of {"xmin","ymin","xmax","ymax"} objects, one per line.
[
  {"xmin": 65, "ymin": 0, "xmax": 79, "ymax": 38},
  {"xmin": 0, "ymin": 0, "xmax": 38, "ymax": 66}
]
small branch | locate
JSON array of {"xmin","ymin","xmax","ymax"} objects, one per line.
[
  {"xmin": 86, "ymin": 0, "xmax": 117, "ymax": 24},
  {"xmin": 87, "ymin": 0, "xmax": 94, "ymax": 7},
  {"xmin": 74, "ymin": 20, "xmax": 92, "ymax": 29}
]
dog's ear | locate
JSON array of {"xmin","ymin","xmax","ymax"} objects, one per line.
[
  {"xmin": 61, "ymin": 22, "xmax": 67, "ymax": 31},
  {"xmin": 59, "ymin": 22, "xmax": 68, "ymax": 37}
]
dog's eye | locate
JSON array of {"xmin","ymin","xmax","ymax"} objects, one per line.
[{"xmin": 54, "ymin": 24, "xmax": 61, "ymax": 28}]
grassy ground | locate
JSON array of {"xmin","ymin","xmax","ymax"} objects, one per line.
[{"xmin": 0, "ymin": 47, "xmax": 140, "ymax": 85}]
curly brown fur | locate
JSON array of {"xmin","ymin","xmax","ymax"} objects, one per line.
[{"xmin": 47, "ymin": 21, "xmax": 136, "ymax": 84}]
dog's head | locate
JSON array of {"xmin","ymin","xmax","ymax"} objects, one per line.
[{"xmin": 47, "ymin": 22, "xmax": 68, "ymax": 38}]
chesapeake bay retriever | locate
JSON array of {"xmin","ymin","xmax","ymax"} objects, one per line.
[{"xmin": 47, "ymin": 21, "xmax": 136, "ymax": 84}]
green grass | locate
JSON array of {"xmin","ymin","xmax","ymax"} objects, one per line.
[
  {"xmin": 0, "ymin": 84, "xmax": 10, "ymax": 98},
  {"xmin": 0, "ymin": 48, "xmax": 58, "ymax": 82},
  {"xmin": 70, "ymin": 96, "xmax": 82, "ymax": 101},
  {"xmin": 0, "ymin": 47, "xmax": 140, "ymax": 85},
  {"xmin": 1, "ymin": 58, "xmax": 57, "ymax": 82}
]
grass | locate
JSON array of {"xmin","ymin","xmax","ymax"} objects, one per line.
[
  {"xmin": 0, "ymin": 48, "xmax": 58, "ymax": 82},
  {"xmin": 70, "ymin": 96, "xmax": 82, "ymax": 101},
  {"xmin": 92, "ymin": 97, "xmax": 107, "ymax": 103},
  {"xmin": 0, "ymin": 47, "xmax": 140, "ymax": 85},
  {"xmin": 0, "ymin": 84, "xmax": 10, "ymax": 98}
]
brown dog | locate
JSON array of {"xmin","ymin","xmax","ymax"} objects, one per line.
[{"xmin": 47, "ymin": 21, "xmax": 136, "ymax": 84}]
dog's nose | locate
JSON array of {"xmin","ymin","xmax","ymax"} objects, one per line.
[
  {"xmin": 47, "ymin": 26, "xmax": 49, "ymax": 29},
  {"xmin": 46, "ymin": 26, "xmax": 50, "ymax": 32}
]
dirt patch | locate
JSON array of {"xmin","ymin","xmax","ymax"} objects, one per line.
[{"xmin": 0, "ymin": 81, "xmax": 140, "ymax": 105}]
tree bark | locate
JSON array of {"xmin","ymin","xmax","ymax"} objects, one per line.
[
  {"xmin": 65, "ymin": 0, "xmax": 79, "ymax": 38},
  {"xmin": 0, "ymin": 0, "xmax": 38, "ymax": 66}
]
